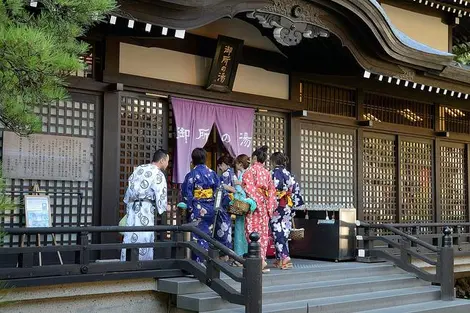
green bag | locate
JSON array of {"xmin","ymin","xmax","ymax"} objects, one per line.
[{"xmin": 119, "ymin": 214, "xmax": 127, "ymax": 235}]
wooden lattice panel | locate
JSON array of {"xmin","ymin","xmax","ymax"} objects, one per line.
[
  {"xmin": 440, "ymin": 143, "xmax": 468, "ymax": 223},
  {"xmin": 299, "ymin": 81, "xmax": 356, "ymax": 117},
  {"xmin": 440, "ymin": 106, "xmax": 470, "ymax": 135},
  {"xmin": 300, "ymin": 125, "xmax": 355, "ymax": 209},
  {"xmin": 364, "ymin": 93, "xmax": 434, "ymax": 129},
  {"xmin": 0, "ymin": 92, "xmax": 97, "ymax": 246},
  {"xmin": 252, "ymin": 112, "xmax": 287, "ymax": 168},
  {"xmin": 400, "ymin": 139, "xmax": 434, "ymax": 223},
  {"xmin": 362, "ymin": 134, "xmax": 397, "ymax": 223},
  {"xmin": 119, "ymin": 94, "xmax": 166, "ymax": 217}
]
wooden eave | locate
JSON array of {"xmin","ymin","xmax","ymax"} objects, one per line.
[{"xmin": 114, "ymin": 0, "xmax": 470, "ymax": 91}]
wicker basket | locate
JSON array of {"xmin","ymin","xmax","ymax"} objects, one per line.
[
  {"xmin": 289, "ymin": 218, "xmax": 305, "ymax": 240},
  {"xmin": 228, "ymin": 199, "xmax": 250, "ymax": 215},
  {"xmin": 289, "ymin": 228, "xmax": 305, "ymax": 240}
]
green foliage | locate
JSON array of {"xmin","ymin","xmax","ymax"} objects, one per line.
[
  {"xmin": 0, "ymin": 0, "xmax": 116, "ymax": 135},
  {"xmin": 453, "ymin": 43, "xmax": 470, "ymax": 66}
]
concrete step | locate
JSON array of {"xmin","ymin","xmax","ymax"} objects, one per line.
[
  {"xmin": 176, "ymin": 274, "xmax": 430, "ymax": 312},
  {"xmin": 206, "ymin": 286, "xmax": 441, "ymax": 313},
  {"xmin": 356, "ymin": 299, "xmax": 470, "ymax": 313},
  {"xmin": 159, "ymin": 263, "xmax": 402, "ymax": 295}
]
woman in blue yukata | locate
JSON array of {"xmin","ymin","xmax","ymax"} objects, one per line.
[
  {"xmin": 215, "ymin": 155, "xmax": 235, "ymax": 259},
  {"xmin": 230, "ymin": 154, "xmax": 256, "ymax": 267},
  {"xmin": 181, "ymin": 148, "xmax": 220, "ymax": 264},
  {"xmin": 269, "ymin": 152, "xmax": 304, "ymax": 270}
]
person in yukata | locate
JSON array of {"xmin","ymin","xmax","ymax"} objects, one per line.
[
  {"xmin": 215, "ymin": 155, "xmax": 235, "ymax": 259},
  {"xmin": 269, "ymin": 152, "xmax": 304, "ymax": 269},
  {"xmin": 230, "ymin": 154, "xmax": 256, "ymax": 267},
  {"xmin": 121, "ymin": 149, "xmax": 169, "ymax": 261},
  {"xmin": 181, "ymin": 148, "xmax": 220, "ymax": 264},
  {"xmin": 242, "ymin": 146, "xmax": 277, "ymax": 273}
]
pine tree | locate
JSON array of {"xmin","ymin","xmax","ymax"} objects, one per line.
[
  {"xmin": 0, "ymin": 2, "xmax": 116, "ymax": 298},
  {"xmin": 453, "ymin": 43, "xmax": 470, "ymax": 66},
  {"xmin": 0, "ymin": 0, "xmax": 116, "ymax": 134}
]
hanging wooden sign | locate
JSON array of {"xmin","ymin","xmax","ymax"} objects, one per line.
[{"xmin": 206, "ymin": 35, "xmax": 244, "ymax": 93}]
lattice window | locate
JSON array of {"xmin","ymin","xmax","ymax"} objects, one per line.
[
  {"xmin": 119, "ymin": 94, "xmax": 166, "ymax": 217},
  {"xmin": 440, "ymin": 144, "xmax": 468, "ymax": 223},
  {"xmin": 252, "ymin": 112, "xmax": 287, "ymax": 168},
  {"xmin": 400, "ymin": 140, "xmax": 434, "ymax": 223},
  {"xmin": 300, "ymin": 125, "xmax": 355, "ymax": 209},
  {"xmin": 439, "ymin": 106, "xmax": 470, "ymax": 135},
  {"xmin": 362, "ymin": 135, "xmax": 397, "ymax": 224},
  {"xmin": 0, "ymin": 93, "xmax": 97, "ymax": 246},
  {"xmin": 299, "ymin": 81, "xmax": 356, "ymax": 117},
  {"xmin": 364, "ymin": 93, "xmax": 434, "ymax": 129}
]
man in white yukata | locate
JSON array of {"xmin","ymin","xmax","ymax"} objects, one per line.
[{"xmin": 121, "ymin": 149, "xmax": 169, "ymax": 261}]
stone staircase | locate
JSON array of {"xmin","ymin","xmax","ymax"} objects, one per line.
[{"xmin": 158, "ymin": 259, "xmax": 470, "ymax": 313}]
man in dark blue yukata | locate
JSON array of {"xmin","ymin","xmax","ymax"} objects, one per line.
[{"xmin": 181, "ymin": 148, "xmax": 220, "ymax": 264}]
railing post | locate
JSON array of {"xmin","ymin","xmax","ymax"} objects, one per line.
[
  {"xmin": 400, "ymin": 237, "xmax": 411, "ymax": 265},
  {"xmin": 75, "ymin": 232, "xmax": 90, "ymax": 268},
  {"xmin": 171, "ymin": 230, "xmax": 185, "ymax": 259},
  {"xmin": 206, "ymin": 243, "xmax": 220, "ymax": 285},
  {"xmin": 439, "ymin": 227, "xmax": 455, "ymax": 301},
  {"xmin": 243, "ymin": 232, "xmax": 262, "ymax": 313}
]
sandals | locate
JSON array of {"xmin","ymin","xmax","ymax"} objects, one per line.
[
  {"xmin": 273, "ymin": 258, "xmax": 293, "ymax": 270},
  {"xmin": 262, "ymin": 260, "xmax": 270, "ymax": 273}
]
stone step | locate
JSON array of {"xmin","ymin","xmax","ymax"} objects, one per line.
[
  {"xmin": 159, "ymin": 263, "xmax": 402, "ymax": 295},
  {"xmin": 176, "ymin": 274, "xmax": 429, "ymax": 312},
  {"xmin": 357, "ymin": 299, "xmax": 470, "ymax": 313},
  {"xmin": 205, "ymin": 286, "xmax": 441, "ymax": 313}
]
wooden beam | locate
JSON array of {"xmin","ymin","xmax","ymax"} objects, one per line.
[{"xmin": 103, "ymin": 72, "xmax": 303, "ymax": 112}]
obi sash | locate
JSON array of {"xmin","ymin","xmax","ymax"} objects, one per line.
[
  {"xmin": 258, "ymin": 187, "xmax": 269, "ymax": 197},
  {"xmin": 194, "ymin": 188, "xmax": 213, "ymax": 199},
  {"xmin": 276, "ymin": 191, "xmax": 293, "ymax": 207}
]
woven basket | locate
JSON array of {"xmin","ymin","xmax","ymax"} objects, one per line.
[
  {"xmin": 228, "ymin": 199, "xmax": 250, "ymax": 216},
  {"xmin": 289, "ymin": 228, "xmax": 305, "ymax": 240},
  {"xmin": 289, "ymin": 218, "xmax": 305, "ymax": 240}
]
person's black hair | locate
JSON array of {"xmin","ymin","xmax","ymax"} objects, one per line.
[
  {"xmin": 252, "ymin": 145, "xmax": 268, "ymax": 164},
  {"xmin": 152, "ymin": 149, "xmax": 168, "ymax": 163},
  {"xmin": 216, "ymin": 155, "xmax": 234, "ymax": 167},
  {"xmin": 270, "ymin": 152, "xmax": 289, "ymax": 167},
  {"xmin": 191, "ymin": 148, "xmax": 207, "ymax": 165}
]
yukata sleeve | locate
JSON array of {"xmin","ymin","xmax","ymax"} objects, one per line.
[
  {"xmin": 151, "ymin": 172, "xmax": 167, "ymax": 215},
  {"xmin": 288, "ymin": 173, "xmax": 304, "ymax": 217},
  {"xmin": 182, "ymin": 173, "xmax": 199, "ymax": 218}
]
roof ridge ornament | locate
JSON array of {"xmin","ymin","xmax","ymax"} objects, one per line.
[{"xmin": 247, "ymin": 0, "xmax": 329, "ymax": 46}]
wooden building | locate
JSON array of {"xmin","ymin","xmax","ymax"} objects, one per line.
[{"xmin": 3, "ymin": 0, "xmax": 470, "ymax": 247}]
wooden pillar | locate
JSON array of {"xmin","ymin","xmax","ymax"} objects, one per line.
[
  {"xmin": 434, "ymin": 139, "xmax": 442, "ymax": 223},
  {"xmin": 396, "ymin": 135, "xmax": 402, "ymax": 223},
  {"xmin": 100, "ymin": 87, "xmax": 122, "ymax": 258}
]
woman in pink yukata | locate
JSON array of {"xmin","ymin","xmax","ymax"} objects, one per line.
[{"xmin": 242, "ymin": 146, "xmax": 277, "ymax": 273}]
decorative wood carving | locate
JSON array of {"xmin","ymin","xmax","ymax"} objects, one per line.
[{"xmin": 246, "ymin": 0, "xmax": 329, "ymax": 46}]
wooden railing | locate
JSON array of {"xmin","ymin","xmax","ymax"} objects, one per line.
[
  {"xmin": 355, "ymin": 221, "xmax": 470, "ymax": 301},
  {"xmin": 0, "ymin": 224, "xmax": 263, "ymax": 313}
]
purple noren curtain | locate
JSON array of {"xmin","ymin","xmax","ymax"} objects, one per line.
[{"xmin": 171, "ymin": 97, "xmax": 255, "ymax": 183}]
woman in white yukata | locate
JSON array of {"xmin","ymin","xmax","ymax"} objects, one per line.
[{"xmin": 120, "ymin": 149, "xmax": 169, "ymax": 261}]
